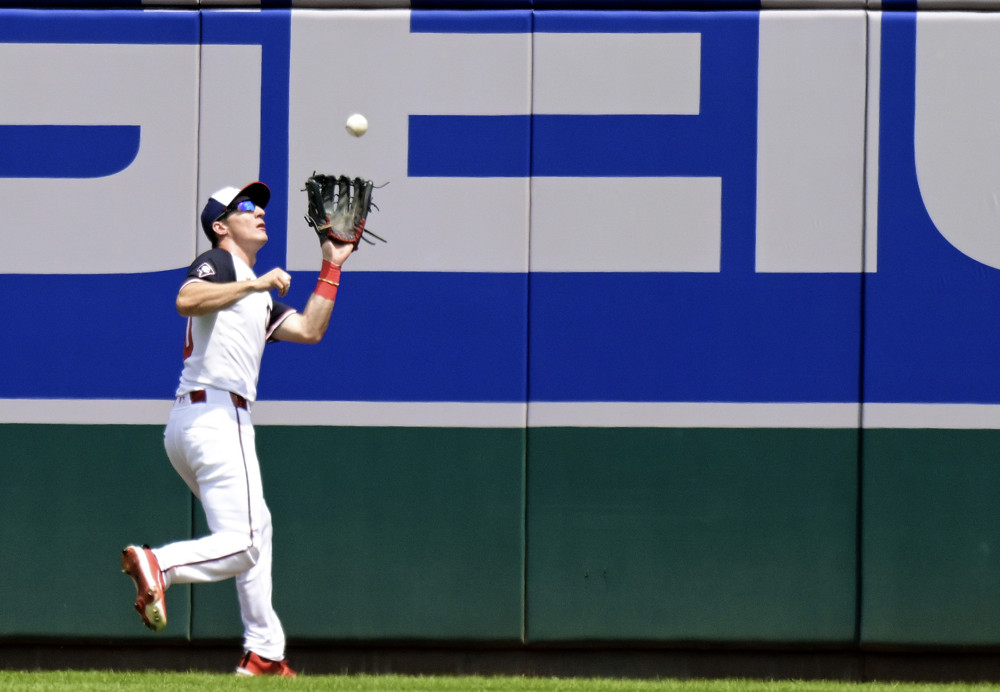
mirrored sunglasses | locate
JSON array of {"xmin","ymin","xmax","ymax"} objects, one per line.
[{"xmin": 230, "ymin": 199, "xmax": 256, "ymax": 214}]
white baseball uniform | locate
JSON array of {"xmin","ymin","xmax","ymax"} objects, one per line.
[{"xmin": 153, "ymin": 247, "xmax": 295, "ymax": 660}]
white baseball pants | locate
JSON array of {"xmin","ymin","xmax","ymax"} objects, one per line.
[{"xmin": 155, "ymin": 388, "xmax": 286, "ymax": 660}]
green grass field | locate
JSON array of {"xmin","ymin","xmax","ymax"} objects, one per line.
[{"xmin": 3, "ymin": 673, "xmax": 1000, "ymax": 692}]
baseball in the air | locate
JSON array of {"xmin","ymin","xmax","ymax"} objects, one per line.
[{"xmin": 345, "ymin": 113, "xmax": 368, "ymax": 137}]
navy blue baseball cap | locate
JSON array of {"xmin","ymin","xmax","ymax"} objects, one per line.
[{"xmin": 200, "ymin": 181, "xmax": 270, "ymax": 241}]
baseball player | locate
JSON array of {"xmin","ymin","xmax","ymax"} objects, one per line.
[{"xmin": 121, "ymin": 181, "xmax": 355, "ymax": 677}]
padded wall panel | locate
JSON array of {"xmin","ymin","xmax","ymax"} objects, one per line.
[
  {"xmin": 526, "ymin": 428, "xmax": 858, "ymax": 643},
  {"xmin": 191, "ymin": 426, "xmax": 525, "ymax": 642},
  {"xmin": 859, "ymin": 11, "xmax": 1000, "ymax": 647},
  {"xmin": 0, "ymin": 7, "xmax": 201, "ymax": 641},
  {"xmin": 192, "ymin": 7, "xmax": 531, "ymax": 642},
  {"xmin": 525, "ymin": 9, "xmax": 864, "ymax": 646},
  {"xmin": 862, "ymin": 430, "xmax": 1000, "ymax": 645},
  {"xmin": 0, "ymin": 425, "xmax": 192, "ymax": 639}
]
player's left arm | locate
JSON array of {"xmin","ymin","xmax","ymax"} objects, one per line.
[{"xmin": 273, "ymin": 240, "xmax": 354, "ymax": 345}]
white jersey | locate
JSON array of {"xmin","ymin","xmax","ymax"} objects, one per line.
[{"xmin": 175, "ymin": 248, "xmax": 295, "ymax": 402}]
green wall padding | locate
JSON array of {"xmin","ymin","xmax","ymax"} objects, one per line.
[
  {"xmin": 863, "ymin": 429, "xmax": 1000, "ymax": 646},
  {"xmin": 525, "ymin": 427, "xmax": 859, "ymax": 643},
  {"xmin": 0, "ymin": 424, "xmax": 192, "ymax": 639},
  {"xmin": 190, "ymin": 426, "xmax": 525, "ymax": 642}
]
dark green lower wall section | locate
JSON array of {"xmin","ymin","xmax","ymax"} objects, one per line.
[
  {"xmin": 862, "ymin": 429, "xmax": 1000, "ymax": 646},
  {"xmin": 526, "ymin": 427, "xmax": 859, "ymax": 644},
  {"xmin": 192, "ymin": 426, "xmax": 526, "ymax": 642},
  {"xmin": 4, "ymin": 423, "xmax": 1000, "ymax": 648},
  {"xmin": 0, "ymin": 424, "xmax": 524, "ymax": 643},
  {"xmin": 0, "ymin": 425, "xmax": 191, "ymax": 640}
]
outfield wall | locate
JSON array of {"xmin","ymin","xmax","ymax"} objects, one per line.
[{"xmin": 2, "ymin": 3, "xmax": 1000, "ymax": 653}]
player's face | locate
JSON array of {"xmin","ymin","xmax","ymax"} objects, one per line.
[{"xmin": 220, "ymin": 198, "xmax": 267, "ymax": 249}]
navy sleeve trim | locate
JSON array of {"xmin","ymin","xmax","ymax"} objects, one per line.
[
  {"xmin": 185, "ymin": 248, "xmax": 236, "ymax": 284},
  {"xmin": 266, "ymin": 300, "xmax": 297, "ymax": 342}
]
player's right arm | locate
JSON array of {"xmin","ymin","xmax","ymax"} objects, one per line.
[{"xmin": 177, "ymin": 268, "xmax": 291, "ymax": 317}]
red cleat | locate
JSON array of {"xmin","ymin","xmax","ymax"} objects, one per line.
[
  {"xmin": 121, "ymin": 545, "xmax": 167, "ymax": 632},
  {"xmin": 236, "ymin": 651, "xmax": 297, "ymax": 677}
]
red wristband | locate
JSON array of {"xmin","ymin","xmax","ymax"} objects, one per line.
[{"xmin": 314, "ymin": 260, "xmax": 341, "ymax": 301}]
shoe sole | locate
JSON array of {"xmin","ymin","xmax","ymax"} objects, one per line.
[
  {"xmin": 121, "ymin": 547, "xmax": 167, "ymax": 632},
  {"xmin": 235, "ymin": 666, "xmax": 297, "ymax": 677}
]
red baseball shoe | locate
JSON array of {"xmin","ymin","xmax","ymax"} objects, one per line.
[
  {"xmin": 236, "ymin": 651, "xmax": 297, "ymax": 677},
  {"xmin": 121, "ymin": 545, "xmax": 167, "ymax": 632}
]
